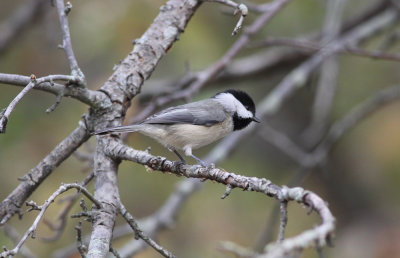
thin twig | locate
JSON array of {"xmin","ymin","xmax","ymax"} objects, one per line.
[
  {"xmin": 119, "ymin": 202, "xmax": 176, "ymax": 258},
  {"xmin": 46, "ymin": 92, "xmax": 64, "ymax": 113},
  {"xmin": 314, "ymin": 85, "xmax": 400, "ymax": 161},
  {"xmin": 55, "ymin": 0, "xmax": 85, "ymax": 84},
  {"xmin": 257, "ymin": 8, "xmax": 398, "ymax": 116},
  {"xmin": 258, "ymin": 186, "xmax": 335, "ymax": 257},
  {"xmin": 117, "ymin": 179, "xmax": 203, "ymax": 256},
  {"xmin": 221, "ymin": 184, "xmax": 233, "ymax": 199},
  {"xmin": 41, "ymin": 171, "xmax": 94, "ymax": 242},
  {"xmin": 205, "ymin": 0, "xmax": 248, "ymax": 35},
  {"xmin": 0, "ymin": 183, "xmax": 100, "ymax": 258},
  {"xmin": 109, "ymin": 245, "xmax": 121, "ymax": 258},
  {"xmin": 0, "ymin": 119, "xmax": 91, "ymax": 225},
  {"xmin": 74, "ymin": 221, "xmax": 87, "ymax": 258},
  {"xmin": 277, "ymin": 201, "xmax": 288, "ymax": 242},
  {"xmin": 0, "ymin": 74, "xmax": 78, "ymax": 133},
  {"xmin": 259, "ymin": 85, "xmax": 400, "ymax": 170},
  {"xmin": 218, "ymin": 241, "xmax": 256, "ymax": 257},
  {"xmin": 1, "ymin": 225, "xmax": 36, "ymax": 258},
  {"xmin": 258, "ymin": 124, "xmax": 314, "ymax": 168},
  {"xmin": 0, "ymin": 75, "xmax": 36, "ymax": 133},
  {"xmin": 250, "ymin": 37, "xmax": 400, "ymax": 63}
]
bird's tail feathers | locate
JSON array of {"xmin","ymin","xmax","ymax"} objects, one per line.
[{"xmin": 93, "ymin": 125, "xmax": 141, "ymax": 135}]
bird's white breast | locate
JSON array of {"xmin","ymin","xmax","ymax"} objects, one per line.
[{"xmin": 137, "ymin": 116, "xmax": 233, "ymax": 151}]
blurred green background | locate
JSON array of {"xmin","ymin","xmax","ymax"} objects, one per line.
[{"xmin": 1, "ymin": 0, "xmax": 400, "ymax": 257}]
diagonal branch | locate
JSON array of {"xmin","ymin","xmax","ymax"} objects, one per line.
[
  {"xmin": 127, "ymin": 0, "xmax": 291, "ymax": 123},
  {"xmin": 258, "ymin": 8, "xmax": 398, "ymax": 116},
  {"xmin": 41, "ymin": 171, "xmax": 94, "ymax": 242},
  {"xmin": 0, "ymin": 75, "xmax": 37, "ymax": 133},
  {"xmin": 0, "ymin": 183, "xmax": 101, "ymax": 258},
  {"xmin": 0, "ymin": 120, "xmax": 91, "ymax": 225},
  {"xmin": 119, "ymin": 202, "xmax": 175, "ymax": 258},
  {"xmin": 1, "ymin": 225, "xmax": 36, "ymax": 258},
  {"xmin": 117, "ymin": 177, "xmax": 202, "ymax": 256},
  {"xmin": 314, "ymin": 85, "xmax": 400, "ymax": 161},
  {"xmin": 261, "ymin": 85, "xmax": 400, "ymax": 170}
]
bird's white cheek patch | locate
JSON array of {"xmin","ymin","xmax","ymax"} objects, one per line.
[
  {"xmin": 215, "ymin": 93, "xmax": 253, "ymax": 119},
  {"xmin": 235, "ymin": 104, "xmax": 253, "ymax": 118}
]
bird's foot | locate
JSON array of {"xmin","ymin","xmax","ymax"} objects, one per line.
[
  {"xmin": 191, "ymin": 155, "xmax": 215, "ymax": 168},
  {"xmin": 201, "ymin": 162, "xmax": 215, "ymax": 169},
  {"xmin": 172, "ymin": 159, "xmax": 186, "ymax": 168}
]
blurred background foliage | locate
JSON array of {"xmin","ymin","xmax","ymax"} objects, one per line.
[{"xmin": 1, "ymin": 0, "xmax": 400, "ymax": 257}]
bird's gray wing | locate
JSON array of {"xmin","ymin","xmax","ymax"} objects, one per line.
[{"xmin": 141, "ymin": 99, "xmax": 226, "ymax": 126}]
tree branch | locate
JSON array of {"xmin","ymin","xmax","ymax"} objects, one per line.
[
  {"xmin": 0, "ymin": 75, "xmax": 37, "ymax": 133},
  {"xmin": 41, "ymin": 171, "xmax": 94, "ymax": 242},
  {"xmin": 55, "ymin": 0, "xmax": 85, "ymax": 84},
  {"xmin": 0, "ymin": 183, "xmax": 100, "ymax": 258},
  {"xmin": 0, "ymin": 120, "xmax": 91, "ymax": 225},
  {"xmin": 250, "ymin": 37, "xmax": 400, "ymax": 63},
  {"xmin": 0, "ymin": 73, "xmax": 110, "ymax": 108},
  {"xmin": 117, "ymin": 177, "xmax": 202, "ymax": 256},
  {"xmin": 315, "ymin": 85, "xmax": 400, "ymax": 161},
  {"xmin": 1, "ymin": 225, "xmax": 36, "ymax": 258},
  {"xmin": 258, "ymin": 8, "xmax": 398, "ymax": 116},
  {"xmin": 301, "ymin": 0, "xmax": 346, "ymax": 145},
  {"xmin": 277, "ymin": 201, "xmax": 288, "ymax": 243},
  {"xmin": 88, "ymin": 1, "xmax": 203, "ymax": 257},
  {"xmin": 258, "ymin": 187, "xmax": 335, "ymax": 257},
  {"xmin": 128, "ymin": 0, "xmax": 291, "ymax": 122},
  {"xmin": 215, "ymin": 0, "xmax": 393, "ymax": 83},
  {"xmin": 205, "ymin": 0, "xmax": 248, "ymax": 35},
  {"xmin": 106, "ymin": 141, "xmax": 335, "ymax": 257},
  {"xmin": 119, "ymin": 202, "xmax": 176, "ymax": 258},
  {"xmin": 86, "ymin": 143, "xmax": 119, "ymax": 258},
  {"xmin": 0, "ymin": 74, "xmax": 80, "ymax": 133}
]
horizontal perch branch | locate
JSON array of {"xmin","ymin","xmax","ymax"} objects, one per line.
[{"xmin": 103, "ymin": 139, "xmax": 335, "ymax": 256}]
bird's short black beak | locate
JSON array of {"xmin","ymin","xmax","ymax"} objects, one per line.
[{"xmin": 252, "ymin": 116, "xmax": 261, "ymax": 123}]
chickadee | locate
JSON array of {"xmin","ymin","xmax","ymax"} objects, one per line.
[{"xmin": 94, "ymin": 89, "xmax": 260, "ymax": 165}]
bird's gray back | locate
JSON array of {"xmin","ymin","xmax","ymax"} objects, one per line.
[{"xmin": 140, "ymin": 99, "xmax": 226, "ymax": 126}]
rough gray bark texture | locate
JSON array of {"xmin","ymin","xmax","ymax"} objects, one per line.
[
  {"xmin": 87, "ymin": 1, "xmax": 201, "ymax": 256},
  {"xmin": 3, "ymin": 0, "xmax": 396, "ymax": 257}
]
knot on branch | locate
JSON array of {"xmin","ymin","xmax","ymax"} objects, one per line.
[
  {"xmin": 280, "ymin": 186, "xmax": 308, "ymax": 203},
  {"xmin": 146, "ymin": 156, "xmax": 169, "ymax": 171}
]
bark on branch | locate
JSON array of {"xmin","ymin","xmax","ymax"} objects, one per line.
[
  {"xmin": 105, "ymin": 140, "xmax": 335, "ymax": 257},
  {"xmin": 87, "ymin": 1, "xmax": 202, "ymax": 257}
]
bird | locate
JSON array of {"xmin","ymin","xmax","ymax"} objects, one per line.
[{"xmin": 94, "ymin": 89, "xmax": 260, "ymax": 166}]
